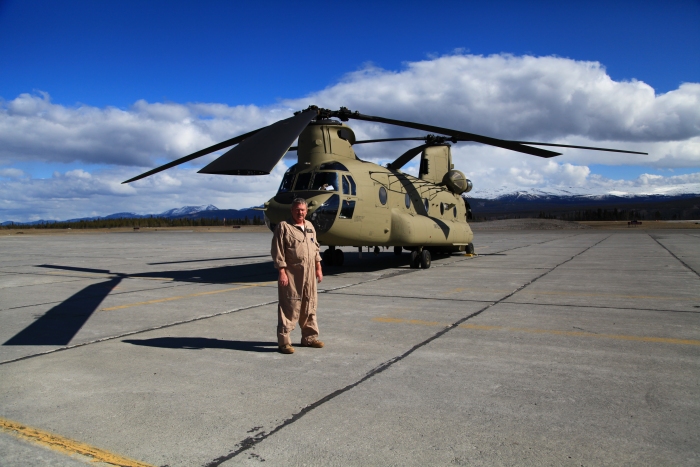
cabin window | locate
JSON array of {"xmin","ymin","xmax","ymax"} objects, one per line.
[
  {"xmin": 453, "ymin": 206, "xmax": 457, "ymax": 218},
  {"xmin": 378, "ymin": 186, "xmax": 388, "ymax": 205},
  {"xmin": 440, "ymin": 202, "xmax": 445, "ymax": 215},
  {"xmin": 337, "ymin": 129, "xmax": 355, "ymax": 144},
  {"xmin": 310, "ymin": 172, "xmax": 339, "ymax": 191},
  {"xmin": 341, "ymin": 175, "xmax": 356, "ymax": 195},
  {"xmin": 405, "ymin": 193, "xmax": 411, "ymax": 209},
  {"xmin": 423, "ymin": 198, "xmax": 429, "ymax": 213},
  {"xmin": 339, "ymin": 200, "xmax": 356, "ymax": 219},
  {"xmin": 294, "ymin": 172, "xmax": 312, "ymax": 190}
]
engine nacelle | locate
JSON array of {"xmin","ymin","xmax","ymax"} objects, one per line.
[{"xmin": 442, "ymin": 170, "xmax": 472, "ymax": 194}]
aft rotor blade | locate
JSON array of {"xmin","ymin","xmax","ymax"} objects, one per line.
[
  {"xmin": 122, "ymin": 127, "xmax": 264, "ymax": 184},
  {"xmin": 198, "ymin": 109, "xmax": 318, "ymax": 175},
  {"xmin": 512, "ymin": 141, "xmax": 648, "ymax": 155},
  {"xmin": 346, "ymin": 112, "xmax": 561, "ymax": 158},
  {"xmin": 387, "ymin": 143, "xmax": 431, "ymax": 170}
]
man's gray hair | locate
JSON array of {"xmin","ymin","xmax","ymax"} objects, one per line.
[{"xmin": 291, "ymin": 198, "xmax": 307, "ymax": 207}]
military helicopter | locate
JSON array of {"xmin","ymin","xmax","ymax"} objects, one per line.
[{"xmin": 124, "ymin": 106, "xmax": 645, "ymax": 269}]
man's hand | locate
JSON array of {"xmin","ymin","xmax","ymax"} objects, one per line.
[
  {"xmin": 316, "ymin": 262, "xmax": 323, "ymax": 283},
  {"xmin": 279, "ymin": 268, "xmax": 289, "ymax": 287}
]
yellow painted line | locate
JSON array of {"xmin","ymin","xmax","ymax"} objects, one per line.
[
  {"xmin": 373, "ymin": 316, "xmax": 444, "ymax": 327},
  {"xmin": 444, "ymin": 286, "xmax": 699, "ymax": 302},
  {"xmin": 520, "ymin": 289, "xmax": 700, "ymax": 301},
  {"xmin": 99, "ymin": 283, "xmax": 266, "ymax": 311},
  {"xmin": 0, "ymin": 417, "xmax": 154, "ymax": 467},
  {"xmin": 371, "ymin": 317, "xmax": 700, "ymax": 346}
]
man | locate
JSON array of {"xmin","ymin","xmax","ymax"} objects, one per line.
[{"xmin": 271, "ymin": 198, "xmax": 324, "ymax": 354}]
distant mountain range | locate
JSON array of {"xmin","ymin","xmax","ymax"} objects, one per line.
[
  {"xmin": 3, "ymin": 191, "xmax": 699, "ymax": 225},
  {"xmin": 1, "ymin": 205, "xmax": 264, "ymax": 226},
  {"xmin": 467, "ymin": 191, "xmax": 700, "ymax": 220}
]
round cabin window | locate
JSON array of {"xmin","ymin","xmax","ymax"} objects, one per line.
[
  {"xmin": 379, "ymin": 186, "xmax": 388, "ymax": 205},
  {"xmin": 423, "ymin": 198, "xmax": 429, "ymax": 213},
  {"xmin": 440, "ymin": 202, "xmax": 445, "ymax": 215},
  {"xmin": 453, "ymin": 206, "xmax": 457, "ymax": 217},
  {"xmin": 405, "ymin": 193, "xmax": 411, "ymax": 209}
]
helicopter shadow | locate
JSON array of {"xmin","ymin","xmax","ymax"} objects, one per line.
[
  {"xmin": 3, "ymin": 258, "xmax": 278, "ymax": 347},
  {"xmin": 4, "ymin": 253, "xmax": 412, "ymax": 347},
  {"xmin": 4, "ymin": 276, "xmax": 123, "ymax": 346},
  {"xmin": 122, "ymin": 337, "xmax": 278, "ymax": 353}
]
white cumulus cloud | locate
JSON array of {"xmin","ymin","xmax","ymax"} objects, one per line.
[{"xmin": 1, "ymin": 53, "xmax": 699, "ymax": 222}]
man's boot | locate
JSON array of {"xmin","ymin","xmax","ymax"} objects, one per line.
[{"xmin": 279, "ymin": 344, "xmax": 295, "ymax": 354}]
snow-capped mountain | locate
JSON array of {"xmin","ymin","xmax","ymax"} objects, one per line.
[
  {"xmin": 470, "ymin": 183, "xmax": 700, "ymax": 200},
  {"xmin": 157, "ymin": 205, "xmax": 219, "ymax": 217}
]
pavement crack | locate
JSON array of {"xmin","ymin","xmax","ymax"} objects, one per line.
[
  {"xmin": 0, "ymin": 300, "xmax": 277, "ymax": 366},
  {"xmin": 648, "ymin": 234, "xmax": 700, "ymax": 279},
  {"xmin": 203, "ymin": 234, "xmax": 609, "ymax": 466}
]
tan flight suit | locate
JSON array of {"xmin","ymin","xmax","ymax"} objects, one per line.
[{"xmin": 271, "ymin": 219, "xmax": 322, "ymax": 346}]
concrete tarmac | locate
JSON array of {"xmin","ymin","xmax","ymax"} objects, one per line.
[{"xmin": 0, "ymin": 228, "xmax": 699, "ymax": 466}]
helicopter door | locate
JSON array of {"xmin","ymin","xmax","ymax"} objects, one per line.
[{"xmin": 339, "ymin": 174, "xmax": 357, "ymax": 219}]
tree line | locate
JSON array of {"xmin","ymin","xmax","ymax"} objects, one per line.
[{"xmin": 2, "ymin": 215, "xmax": 265, "ymax": 229}]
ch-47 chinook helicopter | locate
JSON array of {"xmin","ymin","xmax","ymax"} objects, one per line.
[{"xmin": 124, "ymin": 106, "xmax": 646, "ymax": 269}]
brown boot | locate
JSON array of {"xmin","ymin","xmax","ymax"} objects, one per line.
[
  {"xmin": 300, "ymin": 340, "xmax": 324, "ymax": 348},
  {"xmin": 278, "ymin": 344, "xmax": 295, "ymax": 354}
]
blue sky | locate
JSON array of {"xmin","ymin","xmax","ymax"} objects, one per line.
[
  {"xmin": 2, "ymin": 0, "xmax": 698, "ymax": 106},
  {"xmin": 1, "ymin": 0, "xmax": 699, "ymax": 221}
]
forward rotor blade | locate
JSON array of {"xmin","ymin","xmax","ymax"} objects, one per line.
[
  {"xmin": 198, "ymin": 109, "xmax": 318, "ymax": 175},
  {"xmin": 122, "ymin": 127, "xmax": 264, "ymax": 184},
  {"xmin": 387, "ymin": 143, "xmax": 431, "ymax": 170},
  {"xmin": 511, "ymin": 141, "xmax": 648, "ymax": 155},
  {"xmin": 346, "ymin": 112, "xmax": 561, "ymax": 158}
]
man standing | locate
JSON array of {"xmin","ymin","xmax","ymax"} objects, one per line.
[{"xmin": 271, "ymin": 198, "xmax": 324, "ymax": 354}]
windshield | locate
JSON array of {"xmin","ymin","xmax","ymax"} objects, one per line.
[
  {"xmin": 294, "ymin": 172, "xmax": 312, "ymax": 190},
  {"xmin": 311, "ymin": 172, "xmax": 339, "ymax": 191},
  {"xmin": 278, "ymin": 165, "xmax": 298, "ymax": 193}
]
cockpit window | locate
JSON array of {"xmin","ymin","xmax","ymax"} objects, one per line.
[
  {"xmin": 278, "ymin": 164, "xmax": 298, "ymax": 193},
  {"xmin": 294, "ymin": 172, "xmax": 312, "ymax": 190},
  {"xmin": 311, "ymin": 172, "xmax": 339, "ymax": 191},
  {"xmin": 319, "ymin": 161, "xmax": 348, "ymax": 171}
]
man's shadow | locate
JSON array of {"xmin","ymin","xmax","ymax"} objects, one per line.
[{"xmin": 123, "ymin": 337, "xmax": 278, "ymax": 353}]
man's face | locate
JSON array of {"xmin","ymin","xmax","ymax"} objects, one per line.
[{"xmin": 291, "ymin": 203, "xmax": 307, "ymax": 224}]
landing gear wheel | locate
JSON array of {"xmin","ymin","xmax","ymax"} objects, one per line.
[
  {"xmin": 466, "ymin": 243, "xmax": 475, "ymax": 254},
  {"xmin": 333, "ymin": 249, "xmax": 344, "ymax": 267},
  {"xmin": 394, "ymin": 246, "xmax": 402, "ymax": 256},
  {"xmin": 410, "ymin": 250, "xmax": 420, "ymax": 268},
  {"xmin": 323, "ymin": 249, "xmax": 334, "ymax": 266},
  {"xmin": 420, "ymin": 249, "xmax": 431, "ymax": 269}
]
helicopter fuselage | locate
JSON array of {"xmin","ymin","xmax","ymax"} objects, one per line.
[{"xmin": 263, "ymin": 122, "xmax": 474, "ymax": 252}]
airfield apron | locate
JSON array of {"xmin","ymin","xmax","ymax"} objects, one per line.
[{"xmin": 271, "ymin": 220, "xmax": 322, "ymax": 346}]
